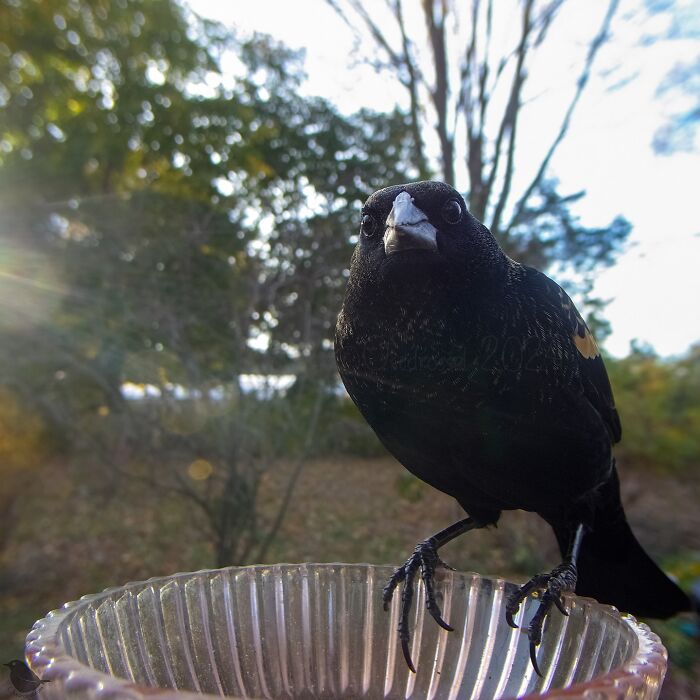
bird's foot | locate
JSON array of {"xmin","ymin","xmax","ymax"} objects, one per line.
[
  {"xmin": 383, "ymin": 538, "xmax": 454, "ymax": 673},
  {"xmin": 505, "ymin": 559, "xmax": 577, "ymax": 677}
]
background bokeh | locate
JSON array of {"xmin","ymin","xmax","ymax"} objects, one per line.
[{"xmin": 1, "ymin": 1, "xmax": 698, "ymax": 697}]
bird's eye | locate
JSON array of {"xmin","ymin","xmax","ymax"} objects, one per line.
[
  {"xmin": 441, "ymin": 199, "xmax": 462, "ymax": 224},
  {"xmin": 361, "ymin": 214, "xmax": 377, "ymax": 237}
]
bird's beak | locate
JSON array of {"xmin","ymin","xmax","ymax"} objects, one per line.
[{"xmin": 384, "ymin": 191, "xmax": 438, "ymax": 256}]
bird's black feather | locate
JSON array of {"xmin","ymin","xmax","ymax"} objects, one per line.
[{"xmin": 335, "ymin": 181, "xmax": 690, "ymax": 669}]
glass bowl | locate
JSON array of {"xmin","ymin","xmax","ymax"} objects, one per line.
[{"xmin": 25, "ymin": 563, "xmax": 667, "ymax": 700}]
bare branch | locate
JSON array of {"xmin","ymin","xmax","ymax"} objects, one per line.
[
  {"xmin": 347, "ymin": 0, "xmax": 404, "ymax": 71},
  {"xmin": 325, "ymin": 0, "xmax": 406, "ymax": 82},
  {"xmin": 325, "ymin": 0, "xmax": 429, "ymax": 176},
  {"xmin": 470, "ymin": 0, "xmax": 494, "ymax": 217},
  {"xmin": 393, "ymin": 0, "xmax": 429, "ymax": 177},
  {"xmin": 507, "ymin": 0, "xmax": 621, "ymax": 232},
  {"xmin": 462, "ymin": 0, "xmax": 480, "ymax": 125},
  {"xmin": 173, "ymin": 466, "xmax": 217, "ymax": 520},
  {"xmin": 422, "ymin": 0, "xmax": 454, "ymax": 184},
  {"xmin": 256, "ymin": 386, "xmax": 325, "ymax": 562},
  {"xmin": 238, "ymin": 469, "xmax": 263, "ymax": 563},
  {"xmin": 324, "ymin": 0, "xmax": 368, "ymax": 51},
  {"xmin": 465, "ymin": 0, "xmax": 488, "ymax": 218},
  {"xmin": 479, "ymin": 1, "xmax": 565, "ymax": 221},
  {"xmin": 479, "ymin": 0, "xmax": 493, "ymax": 126},
  {"xmin": 533, "ymin": 0, "xmax": 565, "ymax": 47},
  {"xmin": 490, "ymin": 0, "xmax": 535, "ymax": 235}
]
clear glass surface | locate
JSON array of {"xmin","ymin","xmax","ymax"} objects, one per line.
[{"xmin": 26, "ymin": 564, "xmax": 667, "ymax": 699}]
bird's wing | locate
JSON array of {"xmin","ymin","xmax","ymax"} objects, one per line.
[{"xmin": 541, "ymin": 273, "xmax": 622, "ymax": 444}]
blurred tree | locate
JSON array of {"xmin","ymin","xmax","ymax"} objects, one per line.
[
  {"xmin": 653, "ymin": 57, "xmax": 700, "ymax": 153},
  {"xmin": 608, "ymin": 343, "xmax": 700, "ymax": 473},
  {"xmin": 255, "ymin": 105, "xmax": 418, "ymax": 374},
  {"xmin": 325, "ymin": 0, "xmax": 630, "ymax": 284},
  {"xmin": 0, "ymin": 387, "xmax": 50, "ymax": 555},
  {"xmin": 0, "ymin": 0, "xmax": 414, "ymax": 565},
  {"xmin": 642, "ymin": 0, "xmax": 700, "ymax": 154}
]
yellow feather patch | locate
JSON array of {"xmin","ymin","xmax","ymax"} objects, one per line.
[{"xmin": 574, "ymin": 330, "xmax": 600, "ymax": 359}]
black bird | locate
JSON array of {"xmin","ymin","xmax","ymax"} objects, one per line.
[
  {"xmin": 335, "ymin": 180, "xmax": 691, "ymax": 675},
  {"xmin": 4, "ymin": 659, "xmax": 49, "ymax": 695}
]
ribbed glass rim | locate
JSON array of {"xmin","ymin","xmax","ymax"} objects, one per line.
[{"xmin": 25, "ymin": 563, "xmax": 668, "ymax": 700}]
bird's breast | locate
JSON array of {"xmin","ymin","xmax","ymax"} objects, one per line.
[{"xmin": 337, "ymin": 305, "xmax": 488, "ymax": 414}]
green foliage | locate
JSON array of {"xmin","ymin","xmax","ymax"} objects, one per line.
[
  {"xmin": 0, "ymin": 0, "xmax": 416, "ymax": 406},
  {"xmin": 0, "ymin": 0, "xmax": 416, "ymax": 569},
  {"xmin": 303, "ymin": 394, "xmax": 385, "ymax": 458},
  {"xmin": 395, "ymin": 473, "xmax": 424, "ymax": 504},
  {"xmin": 647, "ymin": 553, "xmax": 700, "ymax": 672},
  {"xmin": 0, "ymin": 386, "xmax": 53, "ymax": 555},
  {"xmin": 506, "ymin": 179, "xmax": 631, "ymax": 276},
  {"xmin": 608, "ymin": 344, "xmax": 700, "ymax": 474}
]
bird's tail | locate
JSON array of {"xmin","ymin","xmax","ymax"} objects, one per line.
[{"xmin": 551, "ymin": 465, "xmax": 692, "ymax": 619}]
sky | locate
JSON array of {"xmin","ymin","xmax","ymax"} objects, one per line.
[{"xmin": 188, "ymin": 0, "xmax": 700, "ymax": 358}]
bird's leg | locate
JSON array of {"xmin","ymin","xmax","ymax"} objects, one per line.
[
  {"xmin": 505, "ymin": 523, "xmax": 587, "ymax": 677},
  {"xmin": 383, "ymin": 517, "xmax": 479, "ymax": 673}
]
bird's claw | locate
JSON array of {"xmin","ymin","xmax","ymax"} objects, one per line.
[
  {"xmin": 529, "ymin": 640, "xmax": 542, "ymax": 677},
  {"xmin": 505, "ymin": 560, "xmax": 577, "ymax": 677},
  {"xmin": 383, "ymin": 538, "xmax": 454, "ymax": 672}
]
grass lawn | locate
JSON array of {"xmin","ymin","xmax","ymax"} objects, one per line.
[{"xmin": 1, "ymin": 456, "xmax": 698, "ymax": 698}]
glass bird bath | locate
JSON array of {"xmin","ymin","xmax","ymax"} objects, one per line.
[{"xmin": 26, "ymin": 564, "xmax": 667, "ymax": 700}]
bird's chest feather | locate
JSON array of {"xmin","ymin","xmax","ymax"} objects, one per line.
[
  {"xmin": 338, "ymin": 296, "xmax": 474, "ymax": 410},
  {"xmin": 337, "ymin": 294, "xmax": 607, "ymax": 511},
  {"xmin": 339, "ymin": 291, "xmax": 573, "ymax": 414}
]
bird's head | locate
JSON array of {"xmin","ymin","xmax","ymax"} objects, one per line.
[
  {"xmin": 5, "ymin": 660, "xmax": 23, "ymax": 669},
  {"xmin": 353, "ymin": 181, "xmax": 505, "ymax": 289}
]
